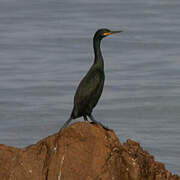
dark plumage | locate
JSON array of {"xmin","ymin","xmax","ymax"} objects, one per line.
[{"xmin": 60, "ymin": 28, "xmax": 122, "ymax": 131}]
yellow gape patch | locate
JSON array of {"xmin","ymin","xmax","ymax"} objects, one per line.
[{"xmin": 103, "ymin": 32, "xmax": 112, "ymax": 36}]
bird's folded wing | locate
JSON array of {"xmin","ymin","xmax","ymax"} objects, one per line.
[{"xmin": 74, "ymin": 70, "xmax": 103, "ymax": 106}]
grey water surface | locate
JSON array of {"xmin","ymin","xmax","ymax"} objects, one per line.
[{"xmin": 0, "ymin": 0, "xmax": 180, "ymax": 174}]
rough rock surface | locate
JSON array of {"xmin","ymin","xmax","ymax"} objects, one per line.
[{"xmin": 0, "ymin": 122, "xmax": 179, "ymax": 180}]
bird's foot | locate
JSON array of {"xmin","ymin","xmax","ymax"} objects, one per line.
[
  {"xmin": 88, "ymin": 115, "xmax": 110, "ymax": 131},
  {"xmin": 97, "ymin": 122, "xmax": 110, "ymax": 131},
  {"xmin": 83, "ymin": 115, "xmax": 88, "ymax": 121}
]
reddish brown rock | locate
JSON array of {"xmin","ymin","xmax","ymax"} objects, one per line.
[{"xmin": 0, "ymin": 122, "xmax": 179, "ymax": 180}]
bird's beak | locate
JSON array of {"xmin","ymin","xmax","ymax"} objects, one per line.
[
  {"xmin": 103, "ymin": 31, "xmax": 123, "ymax": 36},
  {"xmin": 111, "ymin": 30, "xmax": 123, "ymax": 34}
]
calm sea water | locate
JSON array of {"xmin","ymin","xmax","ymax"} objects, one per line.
[{"xmin": 0, "ymin": 0, "xmax": 180, "ymax": 174}]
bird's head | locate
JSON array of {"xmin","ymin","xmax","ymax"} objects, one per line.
[{"xmin": 94, "ymin": 28, "xmax": 123, "ymax": 40}]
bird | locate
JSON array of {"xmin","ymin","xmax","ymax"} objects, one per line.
[{"xmin": 59, "ymin": 28, "xmax": 122, "ymax": 132}]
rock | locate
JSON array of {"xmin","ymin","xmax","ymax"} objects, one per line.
[{"xmin": 0, "ymin": 121, "xmax": 179, "ymax": 180}]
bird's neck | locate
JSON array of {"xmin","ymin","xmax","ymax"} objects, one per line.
[{"xmin": 93, "ymin": 38, "xmax": 104, "ymax": 68}]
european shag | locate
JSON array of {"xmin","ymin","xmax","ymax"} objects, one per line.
[{"xmin": 60, "ymin": 28, "xmax": 122, "ymax": 131}]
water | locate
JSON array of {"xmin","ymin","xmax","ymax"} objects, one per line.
[{"xmin": 0, "ymin": 0, "xmax": 180, "ymax": 174}]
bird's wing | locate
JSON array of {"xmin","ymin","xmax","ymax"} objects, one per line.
[{"xmin": 74, "ymin": 68, "xmax": 104, "ymax": 107}]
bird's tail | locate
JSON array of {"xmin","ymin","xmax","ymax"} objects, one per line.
[{"xmin": 59, "ymin": 117, "xmax": 72, "ymax": 133}]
